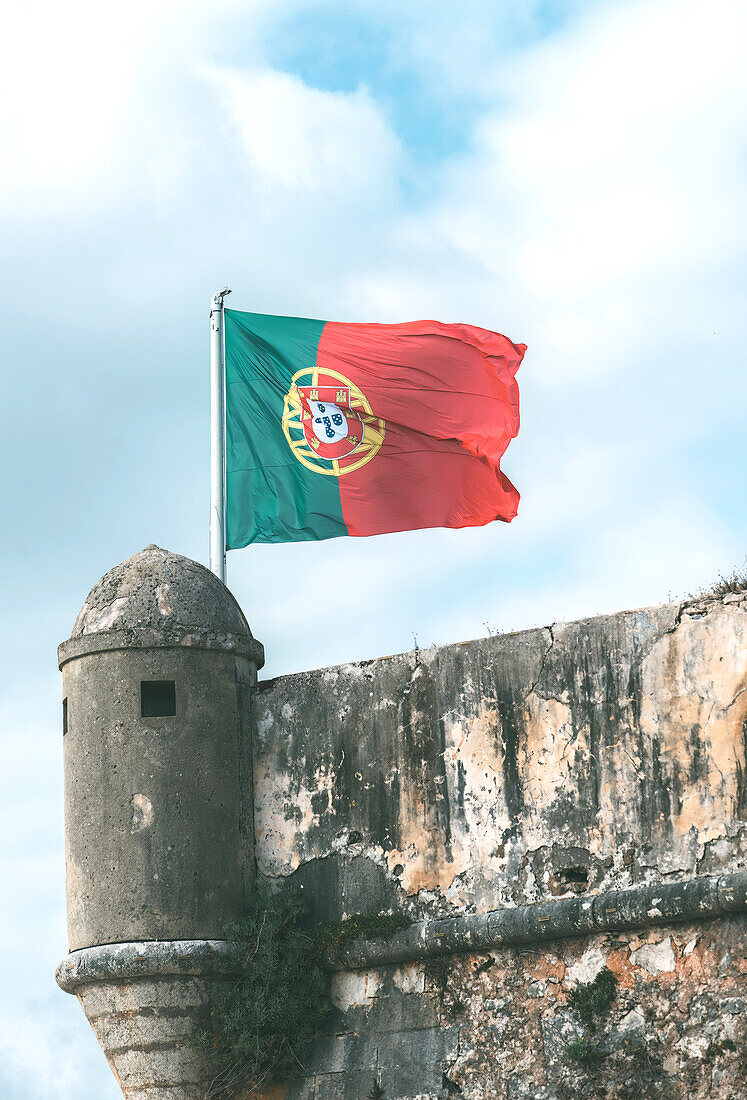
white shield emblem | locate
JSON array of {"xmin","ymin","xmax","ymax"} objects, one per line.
[{"xmin": 308, "ymin": 400, "xmax": 349, "ymax": 445}]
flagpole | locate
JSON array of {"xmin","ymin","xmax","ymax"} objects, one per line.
[{"xmin": 209, "ymin": 287, "xmax": 231, "ymax": 584}]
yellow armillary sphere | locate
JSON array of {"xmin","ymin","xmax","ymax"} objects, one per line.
[{"xmin": 282, "ymin": 366, "xmax": 386, "ymax": 477}]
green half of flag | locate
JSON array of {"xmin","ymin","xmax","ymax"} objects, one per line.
[{"xmin": 225, "ymin": 310, "xmax": 346, "ymax": 546}]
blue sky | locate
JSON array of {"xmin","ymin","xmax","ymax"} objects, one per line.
[{"xmin": 1, "ymin": 0, "xmax": 745, "ymax": 1094}]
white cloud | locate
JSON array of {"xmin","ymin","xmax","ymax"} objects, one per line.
[
  {"xmin": 1, "ymin": 0, "xmax": 742, "ymax": 658},
  {"xmin": 210, "ymin": 68, "xmax": 402, "ymax": 196},
  {"xmin": 0, "ymin": 1, "xmax": 175, "ymax": 204},
  {"xmin": 0, "ymin": 1004, "xmax": 117, "ymax": 1100},
  {"xmin": 353, "ymin": 0, "xmax": 747, "ymax": 383}
]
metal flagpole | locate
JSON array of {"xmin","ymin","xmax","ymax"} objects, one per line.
[{"xmin": 209, "ymin": 287, "xmax": 231, "ymax": 584}]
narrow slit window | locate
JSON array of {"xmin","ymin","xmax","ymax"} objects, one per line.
[
  {"xmin": 141, "ymin": 680, "xmax": 176, "ymax": 718},
  {"xmin": 62, "ymin": 698, "xmax": 68, "ymax": 736}
]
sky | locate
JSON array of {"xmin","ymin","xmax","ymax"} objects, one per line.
[{"xmin": 1, "ymin": 0, "xmax": 745, "ymax": 1094}]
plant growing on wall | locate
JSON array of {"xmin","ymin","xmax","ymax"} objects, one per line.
[
  {"xmin": 200, "ymin": 882, "xmax": 331, "ymax": 1097},
  {"xmin": 568, "ymin": 967, "xmax": 617, "ymax": 1030},
  {"xmin": 320, "ymin": 910, "xmax": 412, "ymax": 954},
  {"xmin": 201, "ymin": 882, "xmax": 413, "ymax": 1097}
]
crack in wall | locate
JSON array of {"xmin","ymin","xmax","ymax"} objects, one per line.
[{"xmin": 523, "ymin": 624, "xmax": 556, "ymax": 704}]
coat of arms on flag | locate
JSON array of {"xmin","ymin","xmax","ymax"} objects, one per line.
[{"xmin": 282, "ymin": 367, "xmax": 386, "ymax": 477}]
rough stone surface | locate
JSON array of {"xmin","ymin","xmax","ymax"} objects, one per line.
[
  {"xmin": 56, "ymin": 939, "xmax": 237, "ymax": 992},
  {"xmin": 62, "ymin": 644, "xmax": 256, "ymax": 948},
  {"xmin": 75, "ymin": 972, "xmax": 227, "ymax": 1100},
  {"xmin": 630, "ymin": 938, "xmax": 676, "ymax": 974},
  {"xmin": 242, "ymin": 592, "xmax": 746, "ymax": 1099},
  {"xmin": 252, "ymin": 597, "xmax": 747, "ymax": 921},
  {"xmin": 70, "ymin": 545, "xmax": 254, "ymax": 644},
  {"xmin": 260, "ymin": 915, "xmax": 746, "ymax": 1100},
  {"xmin": 56, "ymin": 942, "xmax": 239, "ymax": 1099},
  {"xmin": 60, "ymin": 547, "xmax": 263, "ymax": 951}
]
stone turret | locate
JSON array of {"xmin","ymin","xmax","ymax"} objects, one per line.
[{"xmin": 56, "ymin": 546, "xmax": 263, "ymax": 1098}]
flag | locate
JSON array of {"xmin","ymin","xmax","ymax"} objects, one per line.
[{"xmin": 225, "ymin": 309, "xmax": 524, "ymax": 547}]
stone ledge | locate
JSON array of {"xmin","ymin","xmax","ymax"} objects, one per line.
[
  {"xmin": 58, "ymin": 627, "xmax": 264, "ymax": 667},
  {"xmin": 56, "ymin": 939, "xmax": 238, "ymax": 993},
  {"xmin": 332, "ymin": 870, "xmax": 747, "ymax": 969},
  {"xmin": 57, "ymin": 871, "xmax": 747, "ymax": 995}
]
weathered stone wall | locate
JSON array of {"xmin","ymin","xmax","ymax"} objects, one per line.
[
  {"xmin": 272, "ymin": 915, "xmax": 745, "ymax": 1100},
  {"xmin": 251, "ymin": 595, "xmax": 747, "ymax": 921},
  {"xmin": 249, "ymin": 592, "xmax": 747, "ymax": 1099},
  {"xmin": 57, "ymin": 548, "xmax": 746, "ymax": 1100}
]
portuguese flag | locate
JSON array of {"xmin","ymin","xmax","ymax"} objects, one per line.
[{"xmin": 225, "ymin": 309, "xmax": 524, "ymax": 547}]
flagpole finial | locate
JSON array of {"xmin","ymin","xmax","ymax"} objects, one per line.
[{"xmin": 211, "ymin": 287, "xmax": 231, "ymax": 313}]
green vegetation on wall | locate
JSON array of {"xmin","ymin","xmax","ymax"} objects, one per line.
[
  {"xmin": 200, "ymin": 882, "xmax": 330, "ymax": 1096},
  {"xmin": 568, "ymin": 967, "xmax": 618, "ymax": 1030},
  {"xmin": 200, "ymin": 881, "xmax": 411, "ymax": 1097}
]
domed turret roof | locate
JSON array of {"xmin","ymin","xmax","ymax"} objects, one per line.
[{"xmin": 68, "ymin": 546, "xmax": 261, "ymax": 664}]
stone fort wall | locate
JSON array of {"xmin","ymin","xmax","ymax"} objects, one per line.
[
  {"xmin": 252, "ymin": 598, "xmax": 746, "ymax": 918},
  {"xmin": 249, "ymin": 594, "xmax": 747, "ymax": 1099},
  {"xmin": 55, "ymin": 549, "xmax": 747, "ymax": 1100}
]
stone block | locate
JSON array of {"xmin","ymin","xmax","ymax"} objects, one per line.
[
  {"xmin": 94, "ymin": 1011, "xmax": 198, "ymax": 1051},
  {"xmin": 364, "ymin": 992, "xmax": 441, "ymax": 1034},
  {"xmin": 314, "ymin": 1071, "xmax": 380, "ymax": 1100},
  {"xmin": 375, "ymin": 1026, "xmax": 459, "ymax": 1069},
  {"xmin": 304, "ymin": 1031, "xmax": 377, "ymax": 1075},
  {"xmin": 110, "ymin": 1044, "xmax": 208, "ymax": 1087},
  {"xmin": 79, "ymin": 976, "xmax": 209, "ymax": 1018},
  {"xmin": 125, "ymin": 1089, "xmax": 203, "ymax": 1100},
  {"xmin": 378, "ymin": 1061, "xmax": 446, "ymax": 1098}
]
